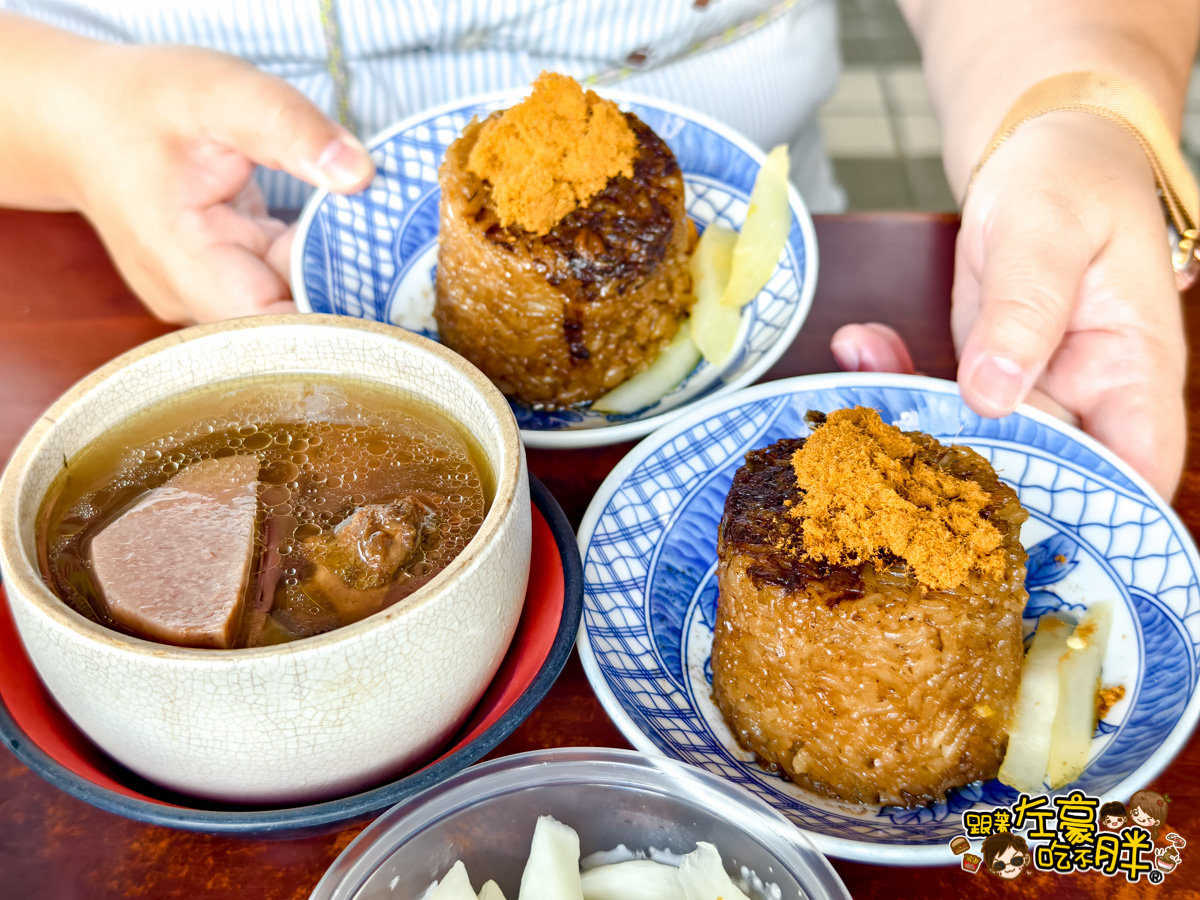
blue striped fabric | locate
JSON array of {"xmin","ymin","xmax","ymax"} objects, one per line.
[{"xmin": 5, "ymin": 0, "xmax": 843, "ymax": 210}]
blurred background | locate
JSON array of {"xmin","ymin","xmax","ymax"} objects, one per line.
[{"xmin": 824, "ymin": 0, "xmax": 1200, "ymax": 211}]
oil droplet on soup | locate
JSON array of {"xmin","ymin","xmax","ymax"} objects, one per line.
[{"xmin": 37, "ymin": 377, "xmax": 492, "ymax": 648}]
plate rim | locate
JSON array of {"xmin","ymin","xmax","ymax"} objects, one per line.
[
  {"xmin": 0, "ymin": 473, "xmax": 583, "ymax": 835},
  {"xmin": 575, "ymin": 371, "xmax": 1200, "ymax": 865},
  {"xmin": 290, "ymin": 86, "xmax": 819, "ymax": 450}
]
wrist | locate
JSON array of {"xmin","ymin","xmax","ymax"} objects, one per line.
[
  {"xmin": 927, "ymin": 23, "xmax": 1192, "ymax": 199},
  {"xmin": 965, "ymin": 111, "xmax": 1157, "ymax": 229},
  {"xmin": 0, "ymin": 16, "xmax": 115, "ymax": 211},
  {"xmin": 943, "ymin": 75, "xmax": 1183, "ymax": 203},
  {"xmin": 961, "ymin": 72, "xmax": 1196, "ymax": 288},
  {"xmin": 47, "ymin": 40, "xmax": 139, "ymax": 213}
]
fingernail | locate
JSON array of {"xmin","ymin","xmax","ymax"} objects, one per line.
[
  {"xmin": 969, "ymin": 355, "xmax": 1025, "ymax": 413},
  {"xmin": 831, "ymin": 340, "xmax": 860, "ymax": 372},
  {"xmin": 312, "ymin": 134, "xmax": 372, "ymax": 190}
]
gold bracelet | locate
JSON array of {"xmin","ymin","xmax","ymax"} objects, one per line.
[{"xmin": 968, "ymin": 71, "xmax": 1200, "ymax": 290}]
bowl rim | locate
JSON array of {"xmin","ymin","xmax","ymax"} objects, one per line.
[
  {"xmin": 0, "ymin": 472, "xmax": 582, "ymax": 833},
  {"xmin": 309, "ymin": 746, "xmax": 851, "ymax": 900},
  {"xmin": 0, "ymin": 314, "xmax": 523, "ymax": 662},
  {"xmin": 575, "ymin": 371, "xmax": 1200, "ymax": 866},
  {"xmin": 289, "ymin": 85, "xmax": 819, "ymax": 450}
]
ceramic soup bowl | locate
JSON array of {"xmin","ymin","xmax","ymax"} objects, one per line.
[{"xmin": 0, "ymin": 315, "xmax": 530, "ymax": 804}]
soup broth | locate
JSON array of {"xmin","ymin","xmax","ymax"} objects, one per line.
[{"xmin": 37, "ymin": 377, "xmax": 492, "ymax": 649}]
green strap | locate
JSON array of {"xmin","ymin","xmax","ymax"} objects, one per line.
[{"xmin": 318, "ymin": 0, "xmax": 356, "ymax": 133}]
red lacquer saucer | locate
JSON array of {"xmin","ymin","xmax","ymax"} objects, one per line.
[{"xmin": 0, "ymin": 474, "xmax": 581, "ymax": 836}]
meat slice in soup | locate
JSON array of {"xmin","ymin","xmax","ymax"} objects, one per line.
[
  {"xmin": 88, "ymin": 455, "xmax": 260, "ymax": 649},
  {"xmin": 325, "ymin": 495, "xmax": 443, "ymax": 590},
  {"xmin": 287, "ymin": 495, "xmax": 447, "ymax": 627}
]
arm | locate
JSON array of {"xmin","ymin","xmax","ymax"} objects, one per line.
[
  {"xmin": 0, "ymin": 13, "xmax": 374, "ymax": 320},
  {"xmin": 899, "ymin": 0, "xmax": 1197, "ymax": 198},
  {"xmin": 838, "ymin": 2, "xmax": 1198, "ymax": 498},
  {"xmin": 0, "ymin": 15, "xmax": 92, "ymax": 210}
]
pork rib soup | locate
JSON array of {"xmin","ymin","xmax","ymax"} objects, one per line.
[{"xmin": 36, "ymin": 377, "xmax": 492, "ymax": 649}]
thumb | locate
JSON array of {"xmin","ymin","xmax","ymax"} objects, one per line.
[
  {"xmin": 192, "ymin": 55, "xmax": 374, "ymax": 193},
  {"xmin": 957, "ymin": 210, "xmax": 1089, "ymax": 417}
]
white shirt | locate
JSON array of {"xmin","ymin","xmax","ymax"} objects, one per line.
[{"xmin": 5, "ymin": 0, "xmax": 844, "ymax": 211}]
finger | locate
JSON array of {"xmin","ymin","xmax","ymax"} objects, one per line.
[
  {"xmin": 184, "ymin": 55, "xmax": 374, "ymax": 194},
  {"xmin": 256, "ymin": 299, "xmax": 299, "ymax": 316},
  {"xmin": 831, "ymin": 323, "xmax": 916, "ymax": 374},
  {"xmin": 1039, "ymin": 186, "xmax": 1185, "ymax": 498},
  {"xmin": 265, "ymin": 224, "xmax": 297, "ymax": 285},
  {"xmin": 956, "ymin": 199, "xmax": 1090, "ymax": 417},
  {"xmin": 194, "ymin": 204, "xmax": 274, "ymax": 257},
  {"xmin": 163, "ymin": 240, "xmax": 292, "ymax": 323},
  {"xmin": 255, "ymin": 216, "xmax": 290, "ymax": 243},
  {"xmin": 1076, "ymin": 370, "xmax": 1185, "ymax": 501},
  {"xmin": 230, "ymin": 179, "xmax": 269, "ymax": 218},
  {"xmin": 1021, "ymin": 385, "xmax": 1081, "ymax": 427},
  {"xmin": 105, "ymin": 248, "xmax": 196, "ymax": 326},
  {"xmin": 1043, "ymin": 295, "xmax": 1185, "ymax": 500},
  {"xmin": 181, "ymin": 205, "xmax": 292, "ymax": 269}
]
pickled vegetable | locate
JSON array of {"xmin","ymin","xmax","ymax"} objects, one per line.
[
  {"xmin": 677, "ymin": 843, "xmax": 753, "ymax": 900},
  {"xmin": 518, "ymin": 816, "xmax": 584, "ymax": 900},
  {"xmin": 431, "ymin": 861, "xmax": 477, "ymax": 900},
  {"xmin": 581, "ymin": 860, "xmax": 685, "ymax": 900},
  {"xmin": 997, "ymin": 615, "xmax": 1073, "ymax": 793},
  {"xmin": 720, "ymin": 145, "xmax": 790, "ymax": 309},
  {"xmin": 591, "ymin": 322, "xmax": 701, "ymax": 414},
  {"xmin": 690, "ymin": 225, "xmax": 741, "ymax": 366},
  {"xmin": 1047, "ymin": 602, "xmax": 1113, "ymax": 787}
]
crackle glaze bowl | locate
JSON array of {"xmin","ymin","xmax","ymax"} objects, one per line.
[{"xmin": 0, "ymin": 315, "xmax": 531, "ymax": 805}]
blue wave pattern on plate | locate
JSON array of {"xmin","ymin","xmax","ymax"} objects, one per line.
[
  {"xmin": 582, "ymin": 383, "xmax": 1200, "ymax": 845},
  {"xmin": 1022, "ymin": 533, "xmax": 1087, "ymax": 620},
  {"xmin": 299, "ymin": 98, "xmax": 809, "ymax": 434},
  {"xmin": 1082, "ymin": 588, "xmax": 1194, "ymax": 780}
]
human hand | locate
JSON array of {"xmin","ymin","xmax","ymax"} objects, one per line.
[
  {"xmin": 61, "ymin": 43, "xmax": 374, "ymax": 324},
  {"xmin": 832, "ymin": 112, "xmax": 1186, "ymax": 500}
]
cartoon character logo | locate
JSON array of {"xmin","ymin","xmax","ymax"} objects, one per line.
[
  {"xmin": 981, "ymin": 832, "xmax": 1031, "ymax": 880},
  {"xmin": 1128, "ymin": 791, "xmax": 1169, "ymax": 841},
  {"xmin": 1099, "ymin": 800, "xmax": 1128, "ymax": 831}
]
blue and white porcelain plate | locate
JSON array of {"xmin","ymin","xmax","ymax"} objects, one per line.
[
  {"xmin": 576, "ymin": 372, "xmax": 1200, "ymax": 866},
  {"xmin": 291, "ymin": 89, "xmax": 817, "ymax": 449}
]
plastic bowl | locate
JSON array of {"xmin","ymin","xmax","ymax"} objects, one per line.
[{"xmin": 310, "ymin": 747, "xmax": 850, "ymax": 900}]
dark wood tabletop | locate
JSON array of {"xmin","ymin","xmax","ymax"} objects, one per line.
[{"xmin": 0, "ymin": 208, "xmax": 1196, "ymax": 899}]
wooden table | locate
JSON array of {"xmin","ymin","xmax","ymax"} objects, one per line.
[{"xmin": 0, "ymin": 209, "xmax": 1196, "ymax": 899}]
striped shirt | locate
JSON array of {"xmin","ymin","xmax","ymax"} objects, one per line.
[{"xmin": 5, "ymin": 0, "xmax": 844, "ymax": 211}]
